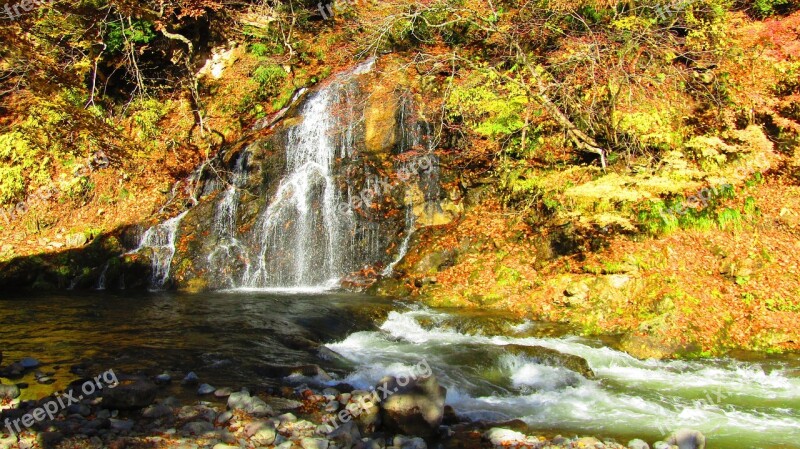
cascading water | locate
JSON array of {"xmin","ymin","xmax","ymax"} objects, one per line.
[
  {"xmin": 132, "ymin": 211, "xmax": 188, "ymax": 289},
  {"xmin": 207, "ymin": 151, "xmax": 250, "ymax": 286},
  {"xmin": 325, "ymin": 307, "xmax": 800, "ymax": 449},
  {"xmin": 382, "ymin": 201, "xmax": 415, "ymax": 276},
  {"xmin": 240, "ymin": 59, "xmax": 381, "ymax": 289}
]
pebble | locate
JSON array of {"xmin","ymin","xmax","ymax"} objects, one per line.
[
  {"xmin": 215, "ymin": 387, "xmax": 232, "ymax": 397},
  {"xmin": 278, "ymin": 413, "xmax": 297, "ymax": 423},
  {"xmin": 182, "ymin": 420, "xmax": 215, "ymax": 435},
  {"xmin": 252, "ymin": 427, "xmax": 277, "ymax": 446},
  {"xmin": 182, "ymin": 372, "xmax": 199, "ymax": 386},
  {"xmin": 109, "ymin": 419, "xmax": 135, "ymax": 432},
  {"xmin": 197, "ymin": 384, "xmax": 216, "ymax": 395},
  {"xmin": 155, "ymin": 373, "xmax": 172, "ymax": 385},
  {"xmin": 19, "ymin": 358, "xmax": 40, "ymax": 369},
  {"xmin": 301, "ymin": 437, "xmax": 330, "ymax": 449},
  {"xmin": 142, "ymin": 404, "xmax": 173, "ymax": 419},
  {"xmin": 325, "ymin": 400, "xmax": 340, "ymax": 412},
  {"xmin": 0, "ymin": 384, "xmax": 20, "ymax": 399},
  {"xmin": 212, "ymin": 444, "xmax": 240, "ymax": 449},
  {"xmin": 216, "ymin": 411, "xmax": 234, "ymax": 425}
]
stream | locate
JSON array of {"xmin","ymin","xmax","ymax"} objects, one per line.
[{"xmin": 1, "ymin": 291, "xmax": 798, "ymax": 448}]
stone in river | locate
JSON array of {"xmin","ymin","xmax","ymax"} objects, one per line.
[
  {"xmin": 108, "ymin": 418, "xmax": 135, "ymax": 432},
  {"xmin": 379, "ymin": 375, "xmax": 446, "ymax": 438},
  {"xmin": 215, "ymin": 410, "xmax": 233, "ymax": 425},
  {"xmin": 666, "ymin": 429, "xmax": 706, "ymax": 449},
  {"xmin": 182, "ymin": 372, "xmax": 199, "ymax": 386},
  {"xmin": 628, "ymin": 439, "xmax": 650, "ymax": 449},
  {"xmin": 155, "ymin": 373, "xmax": 172, "ymax": 385},
  {"xmin": 301, "ymin": 438, "xmax": 329, "ymax": 449},
  {"xmin": 214, "ymin": 387, "xmax": 232, "ymax": 398},
  {"xmin": 0, "ymin": 384, "xmax": 20, "ymax": 399},
  {"xmin": 197, "ymin": 383, "xmax": 216, "ymax": 395},
  {"xmin": 102, "ymin": 379, "xmax": 158, "ymax": 410},
  {"xmin": 19, "ymin": 358, "xmax": 40, "ymax": 369},
  {"xmin": 142, "ymin": 404, "xmax": 173, "ymax": 419}
]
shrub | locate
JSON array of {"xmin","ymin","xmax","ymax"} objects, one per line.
[{"xmin": 252, "ymin": 64, "xmax": 288, "ymax": 100}]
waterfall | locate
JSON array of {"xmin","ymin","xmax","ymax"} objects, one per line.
[
  {"xmin": 207, "ymin": 151, "xmax": 251, "ymax": 287},
  {"xmin": 240, "ymin": 59, "xmax": 376, "ymax": 289},
  {"xmin": 95, "ymin": 261, "xmax": 109, "ymax": 290},
  {"xmin": 382, "ymin": 202, "xmax": 415, "ymax": 276},
  {"xmin": 133, "ymin": 211, "xmax": 188, "ymax": 289}
]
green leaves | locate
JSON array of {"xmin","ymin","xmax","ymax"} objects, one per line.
[
  {"xmin": 104, "ymin": 19, "xmax": 156, "ymax": 55},
  {"xmin": 446, "ymin": 71, "xmax": 529, "ymax": 137}
]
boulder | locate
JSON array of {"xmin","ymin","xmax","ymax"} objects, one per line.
[
  {"xmin": 502, "ymin": 344, "xmax": 595, "ymax": 379},
  {"xmin": 102, "ymin": 379, "xmax": 157, "ymax": 410},
  {"xmin": 378, "ymin": 375, "xmax": 446, "ymax": 438},
  {"xmin": 666, "ymin": 429, "xmax": 705, "ymax": 449},
  {"xmin": 628, "ymin": 439, "xmax": 650, "ymax": 449}
]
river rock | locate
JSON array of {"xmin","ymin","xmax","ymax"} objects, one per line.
[
  {"xmin": 327, "ymin": 420, "xmax": 361, "ymax": 449},
  {"xmin": 0, "ymin": 383, "xmax": 20, "ymax": 399},
  {"xmin": 502, "ymin": 344, "xmax": 595, "ymax": 379},
  {"xmin": 348, "ymin": 390, "xmax": 381, "ymax": 434},
  {"xmin": 155, "ymin": 373, "xmax": 172, "ymax": 385},
  {"xmin": 227, "ymin": 390, "xmax": 273, "ymax": 416},
  {"xmin": 182, "ymin": 420, "xmax": 214, "ymax": 435},
  {"xmin": 197, "ymin": 383, "xmax": 216, "ymax": 395},
  {"xmin": 36, "ymin": 431, "xmax": 63, "ymax": 449},
  {"xmin": 378, "ymin": 375, "xmax": 446, "ymax": 438},
  {"xmin": 628, "ymin": 439, "xmax": 650, "ymax": 449},
  {"xmin": 214, "ymin": 387, "xmax": 232, "ymax": 397},
  {"xmin": 216, "ymin": 410, "xmax": 233, "ymax": 425},
  {"xmin": 484, "ymin": 428, "xmax": 529, "ymax": 446},
  {"xmin": 666, "ymin": 429, "xmax": 705, "ymax": 449},
  {"xmin": 301, "ymin": 437, "xmax": 329, "ymax": 449},
  {"xmin": 19, "ymin": 357, "xmax": 40, "ymax": 369},
  {"xmin": 102, "ymin": 380, "xmax": 157, "ymax": 410},
  {"xmin": 182, "ymin": 372, "xmax": 199, "ymax": 386},
  {"xmin": 109, "ymin": 418, "xmax": 135, "ymax": 432},
  {"xmin": 256, "ymin": 364, "xmax": 332, "ymax": 381},
  {"xmin": 142, "ymin": 404, "xmax": 173, "ymax": 419},
  {"xmin": 393, "ymin": 436, "xmax": 426, "ymax": 449},
  {"xmin": 252, "ymin": 427, "xmax": 277, "ymax": 446}
]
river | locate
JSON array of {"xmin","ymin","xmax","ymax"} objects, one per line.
[{"xmin": 1, "ymin": 291, "xmax": 798, "ymax": 448}]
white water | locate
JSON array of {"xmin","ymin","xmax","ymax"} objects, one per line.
[
  {"xmin": 241, "ymin": 59, "xmax": 380, "ymax": 289},
  {"xmin": 132, "ymin": 211, "xmax": 188, "ymax": 289},
  {"xmin": 382, "ymin": 192, "xmax": 415, "ymax": 276},
  {"xmin": 326, "ymin": 308, "xmax": 800, "ymax": 448}
]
